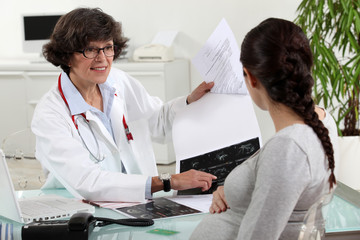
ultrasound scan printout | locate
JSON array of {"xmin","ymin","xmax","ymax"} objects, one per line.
[
  {"xmin": 116, "ymin": 197, "xmax": 201, "ymax": 219},
  {"xmin": 178, "ymin": 137, "xmax": 260, "ymax": 195}
]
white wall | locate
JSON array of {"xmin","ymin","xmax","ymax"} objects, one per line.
[{"xmin": 0, "ymin": 0, "xmax": 302, "ymax": 143}]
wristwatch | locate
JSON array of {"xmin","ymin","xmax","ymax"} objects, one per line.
[{"xmin": 159, "ymin": 173, "xmax": 172, "ymax": 192}]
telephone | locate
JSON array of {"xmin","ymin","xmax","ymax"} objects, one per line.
[
  {"xmin": 22, "ymin": 212, "xmax": 96, "ymax": 240},
  {"xmin": 22, "ymin": 212, "xmax": 154, "ymax": 240},
  {"xmin": 133, "ymin": 44, "xmax": 174, "ymax": 62}
]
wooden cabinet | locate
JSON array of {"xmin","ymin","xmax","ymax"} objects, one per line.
[{"xmin": 0, "ymin": 59, "xmax": 190, "ymax": 164}]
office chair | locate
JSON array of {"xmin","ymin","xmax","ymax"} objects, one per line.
[
  {"xmin": 1, "ymin": 128, "xmax": 45, "ymax": 190},
  {"xmin": 298, "ymin": 189, "xmax": 335, "ymax": 240}
]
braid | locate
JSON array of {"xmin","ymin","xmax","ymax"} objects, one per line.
[
  {"xmin": 283, "ymin": 36, "xmax": 336, "ymax": 190},
  {"xmin": 294, "ymin": 99, "xmax": 336, "ymax": 190},
  {"xmin": 277, "ymin": 39, "xmax": 337, "ymax": 191},
  {"xmin": 240, "ymin": 18, "xmax": 336, "ymax": 190},
  {"xmin": 275, "ymin": 56, "xmax": 337, "ymax": 190}
]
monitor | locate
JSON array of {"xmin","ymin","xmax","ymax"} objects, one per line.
[{"xmin": 22, "ymin": 14, "xmax": 62, "ymax": 54}]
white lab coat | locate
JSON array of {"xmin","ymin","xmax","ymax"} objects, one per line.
[{"xmin": 31, "ymin": 68, "xmax": 186, "ymax": 202}]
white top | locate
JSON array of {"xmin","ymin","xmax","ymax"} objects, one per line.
[{"xmin": 191, "ymin": 124, "xmax": 332, "ymax": 240}]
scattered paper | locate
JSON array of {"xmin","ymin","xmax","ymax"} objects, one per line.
[{"xmin": 192, "ymin": 18, "xmax": 247, "ymax": 94}]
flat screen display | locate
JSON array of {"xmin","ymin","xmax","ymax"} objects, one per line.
[
  {"xmin": 23, "ymin": 15, "xmax": 61, "ymax": 40},
  {"xmin": 22, "ymin": 14, "xmax": 62, "ymax": 54}
]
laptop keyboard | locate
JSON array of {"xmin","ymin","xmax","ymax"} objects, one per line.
[
  {"xmin": 21, "ymin": 201, "xmax": 64, "ymax": 215},
  {"xmin": 18, "ymin": 195, "xmax": 92, "ymax": 220}
]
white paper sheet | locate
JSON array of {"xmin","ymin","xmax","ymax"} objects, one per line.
[
  {"xmin": 192, "ymin": 18, "xmax": 247, "ymax": 95},
  {"xmin": 173, "ymin": 93, "xmax": 262, "ymax": 164},
  {"xmin": 173, "ymin": 93, "xmax": 262, "ymax": 198},
  {"xmin": 166, "ymin": 194, "xmax": 213, "ymax": 213},
  {"xmin": 86, "ymin": 200, "xmax": 149, "ymax": 209},
  {"xmin": 151, "ymin": 31, "xmax": 178, "ymax": 47}
]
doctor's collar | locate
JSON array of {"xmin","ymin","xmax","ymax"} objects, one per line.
[{"xmin": 59, "ymin": 72, "xmax": 115, "ymax": 116}]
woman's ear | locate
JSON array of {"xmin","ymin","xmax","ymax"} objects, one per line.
[{"xmin": 243, "ymin": 68, "xmax": 257, "ymax": 88}]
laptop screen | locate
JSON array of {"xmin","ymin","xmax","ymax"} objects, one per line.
[{"xmin": 0, "ymin": 149, "xmax": 23, "ymax": 222}]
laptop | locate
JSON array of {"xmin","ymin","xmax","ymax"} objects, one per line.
[{"xmin": 0, "ymin": 149, "xmax": 95, "ymax": 223}]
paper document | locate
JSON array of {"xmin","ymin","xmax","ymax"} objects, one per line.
[
  {"xmin": 83, "ymin": 200, "xmax": 149, "ymax": 209},
  {"xmin": 192, "ymin": 18, "xmax": 246, "ymax": 94},
  {"xmin": 91, "ymin": 195, "xmax": 212, "ymax": 215},
  {"xmin": 151, "ymin": 31, "xmax": 178, "ymax": 47},
  {"xmin": 173, "ymin": 93, "xmax": 262, "ymax": 162},
  {"xmin": 177, "ymin": 137, "xmax": 260, "ymax": 195},
  {"xmin": 172, "ymin": 93, "xmax": 262, "ymax": 195},
  {"xmin": 166, "ymin": 194, "xmax": 213, "ymax": 213},
  {"xmin": 114, "ymin": 197, "xmax": 203, "ymax": 219}
]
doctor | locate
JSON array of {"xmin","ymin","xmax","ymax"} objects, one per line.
[{"xmin": 32, "ymin": 7, "xmax": 216, "ymax": 202}]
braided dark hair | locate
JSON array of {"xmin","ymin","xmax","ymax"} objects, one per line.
[{"xmin": 240, "ymin": 18, "xmax": 336, "ymax": 189}]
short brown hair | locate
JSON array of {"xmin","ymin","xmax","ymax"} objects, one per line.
[{"xmin": 43, "ymin": 8, "xmax": 128, "ymax": 73}]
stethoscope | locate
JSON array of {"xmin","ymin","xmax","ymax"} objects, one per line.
[{"xmin": 58, "ymin": 74, "xmax": 133, "ymax": 163}]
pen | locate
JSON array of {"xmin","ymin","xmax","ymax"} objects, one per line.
[{"xmin": 82, "ymin": 199, "xmax": 101, "ymax": 208}]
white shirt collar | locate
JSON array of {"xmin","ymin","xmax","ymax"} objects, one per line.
[{"xmin": 59, "ymin": 71, "xmax": 115, "ymax": 117}]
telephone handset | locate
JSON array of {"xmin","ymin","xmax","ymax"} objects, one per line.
[
  {"xmin": 22, "ymin": 212, "xmax": 154, "ymax": 240},
  {"xmin": 68, "ymin": 212, "xmax": 96, "ymax": 231}
]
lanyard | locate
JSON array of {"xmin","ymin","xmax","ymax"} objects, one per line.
[{"xmin": 57, "ymin": 74, "xmax": 133, "ymax": 142}]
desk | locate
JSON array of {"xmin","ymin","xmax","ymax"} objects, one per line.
[
  {"xmin": 1, "ymin": 189, "xmax": 359, "ymax": 240},
  {"xmin": 323, "ymin": 195, "xmax": 360, "ymax": 239}
]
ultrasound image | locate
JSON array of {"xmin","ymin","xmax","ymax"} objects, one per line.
[
  {"xmin": 179, "ymin": 137, "xmax": 260, "ymax": 195},
  {"xmin": 116, "ymin": 198, "xmax": 201, "ymax": 219}
]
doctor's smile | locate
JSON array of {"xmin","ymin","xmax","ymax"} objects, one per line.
[{"xmin": 91, "ymin": 67, "xmax": 107, "ymax": 71}]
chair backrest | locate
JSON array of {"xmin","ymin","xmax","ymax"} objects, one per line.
[
  {"xmin": 298, "ymin": 189, "xmax": 335, "ymax": 240},
  {"xmin": 1, "ymin": 128, "xmax": 45, "ymax": 190},
  {"xmin": 2, "ymin": 128, "xmax": 36, "ymax": 159}
]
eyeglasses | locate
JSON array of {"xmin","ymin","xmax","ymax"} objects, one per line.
[{"xmin": 76, "ymin": 45, "xmax": 118, "ymax": 59}]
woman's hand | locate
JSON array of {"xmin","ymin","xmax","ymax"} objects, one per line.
[
  {"xmin": 186, "ymin": 81, "xmax": 214, "ymax": 104},
  {"xmin": 171, "ymin": 169, "xmax": 217, "ymax": 192},
  {"xmin": 209, "ymin": 186, "xmax": 229, "ymax": 214}
]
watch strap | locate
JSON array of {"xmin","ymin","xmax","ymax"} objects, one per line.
[
  {"xmin": 159, "ymin": 173, "xmax": 171, "ymax": 192},
  {"xmin": 162, "ymin": 178, "xmax": 171, "ymax": 192}
]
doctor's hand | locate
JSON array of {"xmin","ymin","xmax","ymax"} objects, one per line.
[
  {"xmin": 209, "ymin": 186, "xmax": 229, "ymax": 214},
  {"xmin": 186, "ymin": 81, "xmax": 214, "ymax": 104},
  {"xmin": 171, "ymin": 169, "xmax": 217, "ymax": 192}
]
